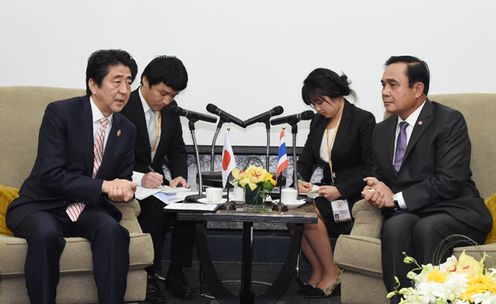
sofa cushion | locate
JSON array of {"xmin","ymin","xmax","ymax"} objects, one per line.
[
  {"xmin": 0, "ymin": 232, "xmax": 153, "ymax": 277},
  {"xmin": 334, "ymin": 234, "xmax": 383, "ymax": 278},
  {"xmin": 484, "ymin": 193, "xmax": 496, "ymax": 244},
  {"xmin": 0, "ymin": 185, "xmax": 18, "ymax": 236}
]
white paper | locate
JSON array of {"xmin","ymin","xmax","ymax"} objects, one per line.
[
  {"xmin": 135, "ymin": 186, "xmax": 160, "ymax": 200},
  {"xmin": 135, "ymin": 184, "xmax": 193, "ymax": 200},
  {"xmin": 164, "ymin": 203, "xmax": 219, "ymax": 212},
  {"xmin": 132, "ymin": 171, "xmax": 145, "ymax": 185}
]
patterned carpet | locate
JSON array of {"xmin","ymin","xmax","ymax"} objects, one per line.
[{"xmin": 150, "ymin": 261, "xmax": 341, "ymax": 304}]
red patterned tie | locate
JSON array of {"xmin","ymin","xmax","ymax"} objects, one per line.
[{"xmin": 66, "ymin": 117, "xmax": 109, "ymax": 222}]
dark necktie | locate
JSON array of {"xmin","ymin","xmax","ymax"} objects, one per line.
[{"xmin": 394, "ymin": 121, "xmax": 408, "ymax": 173}]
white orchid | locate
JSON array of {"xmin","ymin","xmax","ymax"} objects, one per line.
[{"xmin": 390, "ymin": 251, "xmax": 496, "ymax": 304}]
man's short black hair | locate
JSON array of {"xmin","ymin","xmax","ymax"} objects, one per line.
[
  {"xmin": 85, "ymin": 49, "xmax": 138, "ymax": 95},
  {"xmin": 385, "ymin": 55, "xmax": 430, "ymax": 95},
  {"xmin": 141, "ymin": 56, "xmax": 188, "ymax": 92}
]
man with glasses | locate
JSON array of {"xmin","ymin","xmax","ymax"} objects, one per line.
[{"xmin": 121, "ymin": 55, "xmax": 194, "ymax": 302}]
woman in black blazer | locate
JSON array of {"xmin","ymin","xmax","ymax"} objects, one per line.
[{"xmin": 296, "ymin": 68, "xmax": 375, "ymax": 297}]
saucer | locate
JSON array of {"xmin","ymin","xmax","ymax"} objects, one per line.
[
  {"xmin": 197, "ymin": 198, "xmax": 228, "ymax": 205},
  {"xmin": 280, "ymin": 199, "xmax": 306, "ymax": 209}
]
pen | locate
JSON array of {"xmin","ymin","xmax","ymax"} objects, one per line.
[
  {"xmin": 297, "ymin": 172, "xmax": 306, "ymax": 182},
  {"xmin": 148, "ymin": 165, "xmax": 155, "ymax": 173}
]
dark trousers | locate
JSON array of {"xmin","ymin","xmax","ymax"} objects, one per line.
[
  {"xmin": 381, "ymin": 212, "xmax": 486, "ymax": 304},
  {"xmin": 138, "ymin": 196, "xmax": 195, "ymax": 273},
  {"xmin": 12, "ymin": 206, "xmax": 130, "ymax": 304}
]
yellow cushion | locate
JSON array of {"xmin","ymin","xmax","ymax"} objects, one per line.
[
  {"xmin": 484, "ymin": 193, "xmax": 496, "ymax": 244},
  {"xmin": 0, "ymin": 185, "xmax": 19, "ymax": 236}
]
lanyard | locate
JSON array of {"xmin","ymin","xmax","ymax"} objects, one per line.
[{"xmin": 325, "ymin": 116, "xmax": 341, "ymax": 184}]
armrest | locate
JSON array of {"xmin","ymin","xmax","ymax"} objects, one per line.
[
  {"xmin": 111, "ymin": 198, "xmax": 143, "ymax": 233},
  {"xmin": 350, "ymin": 199, "xmax": 383, "ymax": 239}
]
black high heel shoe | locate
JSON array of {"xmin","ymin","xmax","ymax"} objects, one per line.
[
  {"xmin": 304, "ymin": 270, "xmax": 343, "ymax": 298},
  {"xmin": 296, "ymin": 283, "xmax": 316, "ymax": 295}
]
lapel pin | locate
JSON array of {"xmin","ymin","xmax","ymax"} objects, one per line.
[
  {"xmin": 418, "ymin": 121, "xmax": 423, "ymax": 126},
  {"xmin": 117, "ymin": 130, "xmax": 121, "ymax": 137}
]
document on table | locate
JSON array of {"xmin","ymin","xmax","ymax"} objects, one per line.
[
  {"xmin": 135, "ymin": 185, "xmax": 193, "ymax": 200},
  {"xmin": 132, "ymin": 171, "xmax": 192, "ymax": 200},
  {"xmin": 153, "ymin": 191, "xmax": 195, "ymax": 204},
  {"xmin": 164, "ymin": 203, "xmax": 219, "ymax": 212}
]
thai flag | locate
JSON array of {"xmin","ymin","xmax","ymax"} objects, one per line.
[{"xmin": 276, "ymin": 128, "xmax": 288, "ymax": 178}]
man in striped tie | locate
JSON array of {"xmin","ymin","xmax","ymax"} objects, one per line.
[{"xmin": 7, "ymin": 49, "xmax": 139, "ymax": 304}]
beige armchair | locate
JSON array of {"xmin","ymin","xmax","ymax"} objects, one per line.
[
  {"xmin": 0, "ymin": 86, "xmax": 154, "ymax": 303},
  {"xmin": 334, "ymin": 93, "xmax": 496, "ymax": 304}
]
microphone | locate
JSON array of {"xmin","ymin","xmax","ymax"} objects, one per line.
[
  {"xmin": 206, "ymin": 104, "xmax": 245, "ymax": 128},
  {"xmin": 174, "ymin": 106, "xmax": 217, "ymax": 123},
  {"xmin": 243, "ymin": 106, "xmax": 284, "ymax": 127},
  {"xmin": 270, "ymin": 110, "xmax": 314, "ymax": 126}
]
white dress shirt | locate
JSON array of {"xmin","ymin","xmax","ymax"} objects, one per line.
[{"xmin": 89, "ymin": 96, "xmax": 113, "ymax": 149}]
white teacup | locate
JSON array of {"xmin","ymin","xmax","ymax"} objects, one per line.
[
  {"xmin": 206, "ymin": 187, "xmax": 223, "ymax": 203},
  {"xmin": 233, "ymin": 186, "xmax": 244, "ymax": 202},
  {"xmin": 281, "ymin": 187, "xmax": 298, "ymax": 204}
]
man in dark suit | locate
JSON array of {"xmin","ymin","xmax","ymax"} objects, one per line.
[
  {"xmin": 362, "ymin": 55, "xmax": 492, "ymax": 304},
  {"xmin": 6, "ymin": 49, "xmax": 138, "ymax": 304},
  {"xmin": 121, "ymin": 55, "xmax": 195, "ymax": 301}
]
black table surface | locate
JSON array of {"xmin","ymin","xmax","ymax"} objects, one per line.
[{"xmin": 176, "ymin": 200, "xmax": 317, "ymax": 224}]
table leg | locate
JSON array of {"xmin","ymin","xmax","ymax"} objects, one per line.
[
  {"xmin": 257, "ymin": 223, "xmax": 304, "ymax": 304},
  {"xmin": 239, "ymin": 222, "xmax": 255, "ymax": 304},
  {"xmin": 195, "ymin": 222, "xmax": 238, "ymax": 303}
]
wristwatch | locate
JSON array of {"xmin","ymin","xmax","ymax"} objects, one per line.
[{"xmin": 393, "ymin": 199, "xmax": 400, "ymax": 210}]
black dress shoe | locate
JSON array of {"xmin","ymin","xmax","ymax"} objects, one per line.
[
  {"xmin": 145, "ymin": 274, "xmax": 166, "ymax": 303},
  {"xmin": 165, "ymin": 269, "xmax": 193, "ymax": 299}
]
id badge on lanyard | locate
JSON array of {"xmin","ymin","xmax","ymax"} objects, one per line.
[
  {"xmin": 325, "ymin": 117, "xmax": 351, "ymax": 222},
  {"xmin": 331, "ymin": 199, "xmax": 352, "ymax": 223}
]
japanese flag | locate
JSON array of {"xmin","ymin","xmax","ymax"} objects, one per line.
[{"xmin": 222, "ymin": 131, "xmax": 236, "ymax": 188}]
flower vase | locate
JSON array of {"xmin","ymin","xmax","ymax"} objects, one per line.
[{"xmin": 244, "ymin": 184, "xmax": 266, "ymax": 207}]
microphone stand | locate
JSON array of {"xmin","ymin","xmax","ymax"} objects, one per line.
[
  {"xmin": 264, "ymin": 120, "xmax": 271, "ymax": 172},
  {"xmin": 185, "ymin": 119, "xmax": 206, "ymax": 201},
  {"xmin": 210, "ymin": 119, "xmax": 225, "ymax": 171},
  {"xmin": 290, "ymin": 123, "xmax": 299, "ymax": 196}
]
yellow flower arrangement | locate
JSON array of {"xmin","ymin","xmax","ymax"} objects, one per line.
[
  {"xmin": 232, "ymin": 166, "xmax": 276, "ymax": 205},
  {"xmin": 232, "ymin": 166, "xmax": 276, "ymax": 191}
]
